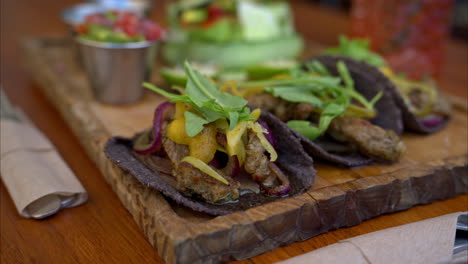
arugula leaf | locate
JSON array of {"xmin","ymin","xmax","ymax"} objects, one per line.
[
  {"xmin": 184, "ymin": 61, "xmax": 247, "ymax": 111},
  {"xmin": 143, "ymin": 83, "xmax": 193, "ymax": 104},
  {"xmin": 239, "ymin": 107, "xmax": 256, "ymax": 121},
  {"xmin": 240, "ymin": 76, "xmax": 341, "ymax": 90},
  {"xmin": 336, "ymin": 61, "xmax": 384, "ymax": 111},
  {"xmin": 193, "ymin": 103, "xmax": 226, "ymax": 122},
  {"xmin": 325, "ymin": 35, "xmax": 387, "ymax": 67},
  {"xmin": 287, "ymin": 120, "xmax": 319, "ymax": 139},
  {"xmin": 304, "ymin": 60, "xmax": 331, "ymax": 76},
  {"xmin": 266, "ymin": 86, "xmax": 324, "ymax": 107},
  {"xmin": 228, "ymin": 112, "xmax": 239, "ymax": 130},
  {"xmin": 184, "ymin": 111, "xmax": 210, "ymax": 137},
  {"xmin": 337, "ymin": 61, "xmax": 354, "ymax": 90},
  {"xmin": 369, "ymin": 91, "xmax": 384, "ymax": 106},
  {"xmin": 287, "ymin": 102, "xmax": 346, "ymax": 140},
  {"xmin": 240, "ymin": 60, "xmax": 381, "ymax": 140},
  {"xmin": 144, "ymin": 61, "xmax": 252, "ymax": 137}
]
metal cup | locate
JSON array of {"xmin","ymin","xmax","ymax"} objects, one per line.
[
  {"xmin": 76, "ymin": 38, "xmax": 158, "ymax": 104},
  {"xmin": 61, "ymin": 2, "xmax": 152, "ymax": 69}
]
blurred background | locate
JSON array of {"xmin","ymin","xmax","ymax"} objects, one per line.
[
  {"xmin": 311, "ymin": 0, "xmax": 467, "ymax": 41},
  {"xmin": 1, "ymin": 0, "xmax": 467, "ymax": 97}
]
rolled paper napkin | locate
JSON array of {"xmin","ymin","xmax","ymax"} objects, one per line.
[
  {"xmin": 0, "ymin": 116, "xmax": 87, "ymax": 219},
  {"xmin": 277, "ymin": 212, "xmax": 467, "ymax": 264}
]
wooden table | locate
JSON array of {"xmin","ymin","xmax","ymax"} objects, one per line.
[{"xmin": 1, "ymin": 0, "xmax": 467, "ymax": 263}]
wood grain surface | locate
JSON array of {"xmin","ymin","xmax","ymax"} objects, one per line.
[{"xmin": 1, "ymin": 1, "xmax": 467, "ymax": 264}]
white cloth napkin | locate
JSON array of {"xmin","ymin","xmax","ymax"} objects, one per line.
[
  {"xmin": 0, "ymin": 117, "xmax": 87, "ymax": 218},
  {"xmin": 277, "ymin": 212, "xmax": 467, "ymax": 264}
]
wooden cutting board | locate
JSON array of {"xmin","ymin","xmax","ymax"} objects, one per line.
[{"xmin": 22, "ymin": 37, "xmax": 468, "ymax": 264}]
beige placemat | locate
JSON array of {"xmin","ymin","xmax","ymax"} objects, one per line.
[{"xmin": 278, "ymin": 212, "xmax": 467, "ymax": 264}]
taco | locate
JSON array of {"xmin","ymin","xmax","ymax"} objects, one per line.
[
  {"xmin": 324, "ymin": 36, "xmax": 451, "ymax": 134},
  {"xmin": 105, "ymin": 62, "xmax": 315, "ymax": 216},
  {"xmin": 234, "ymin": 58, "xmax": 405, "ymax": 167}
]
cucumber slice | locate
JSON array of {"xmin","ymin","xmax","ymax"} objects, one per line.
[
  {"xmin": 238, "ymin": 0, "xmax": 281, "ymax": 41},
  {"xmin": 188, "ymin": 18, "xmax": 237, "ymax": 42},
  {"xmin": 162, "ymin": 34, "xmax": 304, "ymax": 69},
  {"xmin": 246, "ymin": 60, "xmax": 298, "ymax": 80},
  {"xmin": 217, "ymin": 70, "xmax": 247, "ymax": 82},
  {"xmin": 160, "ymin": 67, "xmax": 187, "ymax": 87},
  {"xmin": 160, "ymin": 64, "xmax": 219, "ymax": 87}
]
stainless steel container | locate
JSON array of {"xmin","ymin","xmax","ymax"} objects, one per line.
[
  {"xmin": 61, "ymin": 3, "xmax": 106, "ymax": 68},
  {"xmin": 61, "ymin": 2, "xmax": 152, "ymax": 69},
  {"xmin": 76, "ymin": 38, "xmax": 158, "ymax": 104}
]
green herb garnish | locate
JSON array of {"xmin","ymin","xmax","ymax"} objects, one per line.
[
  {"xmin": 144, "ymin": 61, "xmax": 254, "ymax": 137},
  {"xmin": 239, "ymin": 60, "xmax": 382, "ymax": 140},
  {"xmin": 80, "ymin": 24, "xmax": 145, "ymax": 43},
  {"xmin": 325, "ymin": 35, "xmax": 387, "ymax": 67},
  {"xmin": 104, "ymin": 11, "xmax": 118, "ymax": 22}
]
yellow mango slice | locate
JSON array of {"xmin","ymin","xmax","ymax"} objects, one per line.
[
  {"xmin": 189, "ymin": 124, "xmax": 217, "ymax": 163},
  {"xmin": 250, "ymin": 108, "xmax": 262, "ymax": 120},
  {"xmin": 174, "ymin": 102, "xmax": 190, "ymax": 119},
  {"xmin": 182, "ymin": 156, "xmax": 229, "ymax": 185},
  {"xmin": 226, "ymin": 121, "xmax": 248, "ymax": 165},
  {"xmin": 248, "ymin": 122, "xmax": 278, "ymax": 162},
  {"xmin": 167, "ymin": 118, "xmax": 191, "ymax": 145}
]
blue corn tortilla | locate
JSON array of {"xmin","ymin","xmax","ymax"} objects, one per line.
[
  {"xmin": 382, "ymin": 81, "xmax": 450, "ymax": 134},
  {"xmin": 104, "ymin": 111, "xmax": 316, "ymax": 216},
  {"xmin": 283, "ymin": 55, "xmax": 404, "ymax": 167},
  {"xmin": 314, "ymin": 55, "xmax": 449, "ymax": 134},
  {"xmin": 311, "ymin": 55, "xmax": 404, "ymax": 135},
  {"xmin": 291, "ymin": 130, "xmax": 374, "ymax": 167}
]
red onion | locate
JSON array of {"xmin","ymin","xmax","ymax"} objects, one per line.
[
  {"xmin": 133, "ymin": 102, "xmax": 175, "ymax": 154},
  {"xmin": 258, "ymin": 162, "xmax": 291, "ymax": 196},
  {"xmin": 421, "ymin": 115, "xmax": 444, "ymax": 127},
  {"xmin": 208, "ymin": 158, "xmax": 221, "ymax": 169},
  {"xmin": 257, "ymin": 120, "xmax": 277, "ymax": 149},
  {"xmin": 211, "ymin": 154, "xmax": 240, "ymax": 178},
  {"xmin": 227, "ymin": 155, "xmax": 240, "ymax": 178}
]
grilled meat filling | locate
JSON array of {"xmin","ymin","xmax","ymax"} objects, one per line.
[
  {"xmin": 175, "ymin": 162, "xmax": 240, "ymax": 203},
  {"xmin": 328, "ymin": 116, "xmax": 405, "ymax": 162},
  {"xmin": 293, "ymin": 103, "xmax": 315, "ymax": 120},
  {"xmin": 163, "ymin": 135, "xmax": 240, "ymax": 203},
  {"xmin": 162, "ymin": 135, "xmax": 189, "ymax": 165},
  {"xmin": 248, "ymin": 94, "xmax": 404, "ymax": 162},
  {"xmin": 248, "ymin": 94, "xmax": 293, "ymax": 121},
  {"xmin": 245, "ymin": 131, "xmax": 271, "ymax": 181},
  {"xmin": 245, "ymin": 130, "xmax": 286, "ymax": 185},
  {"xmin": 248, "ymin": 94, "xmax": 317, "ymax": 122}
]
